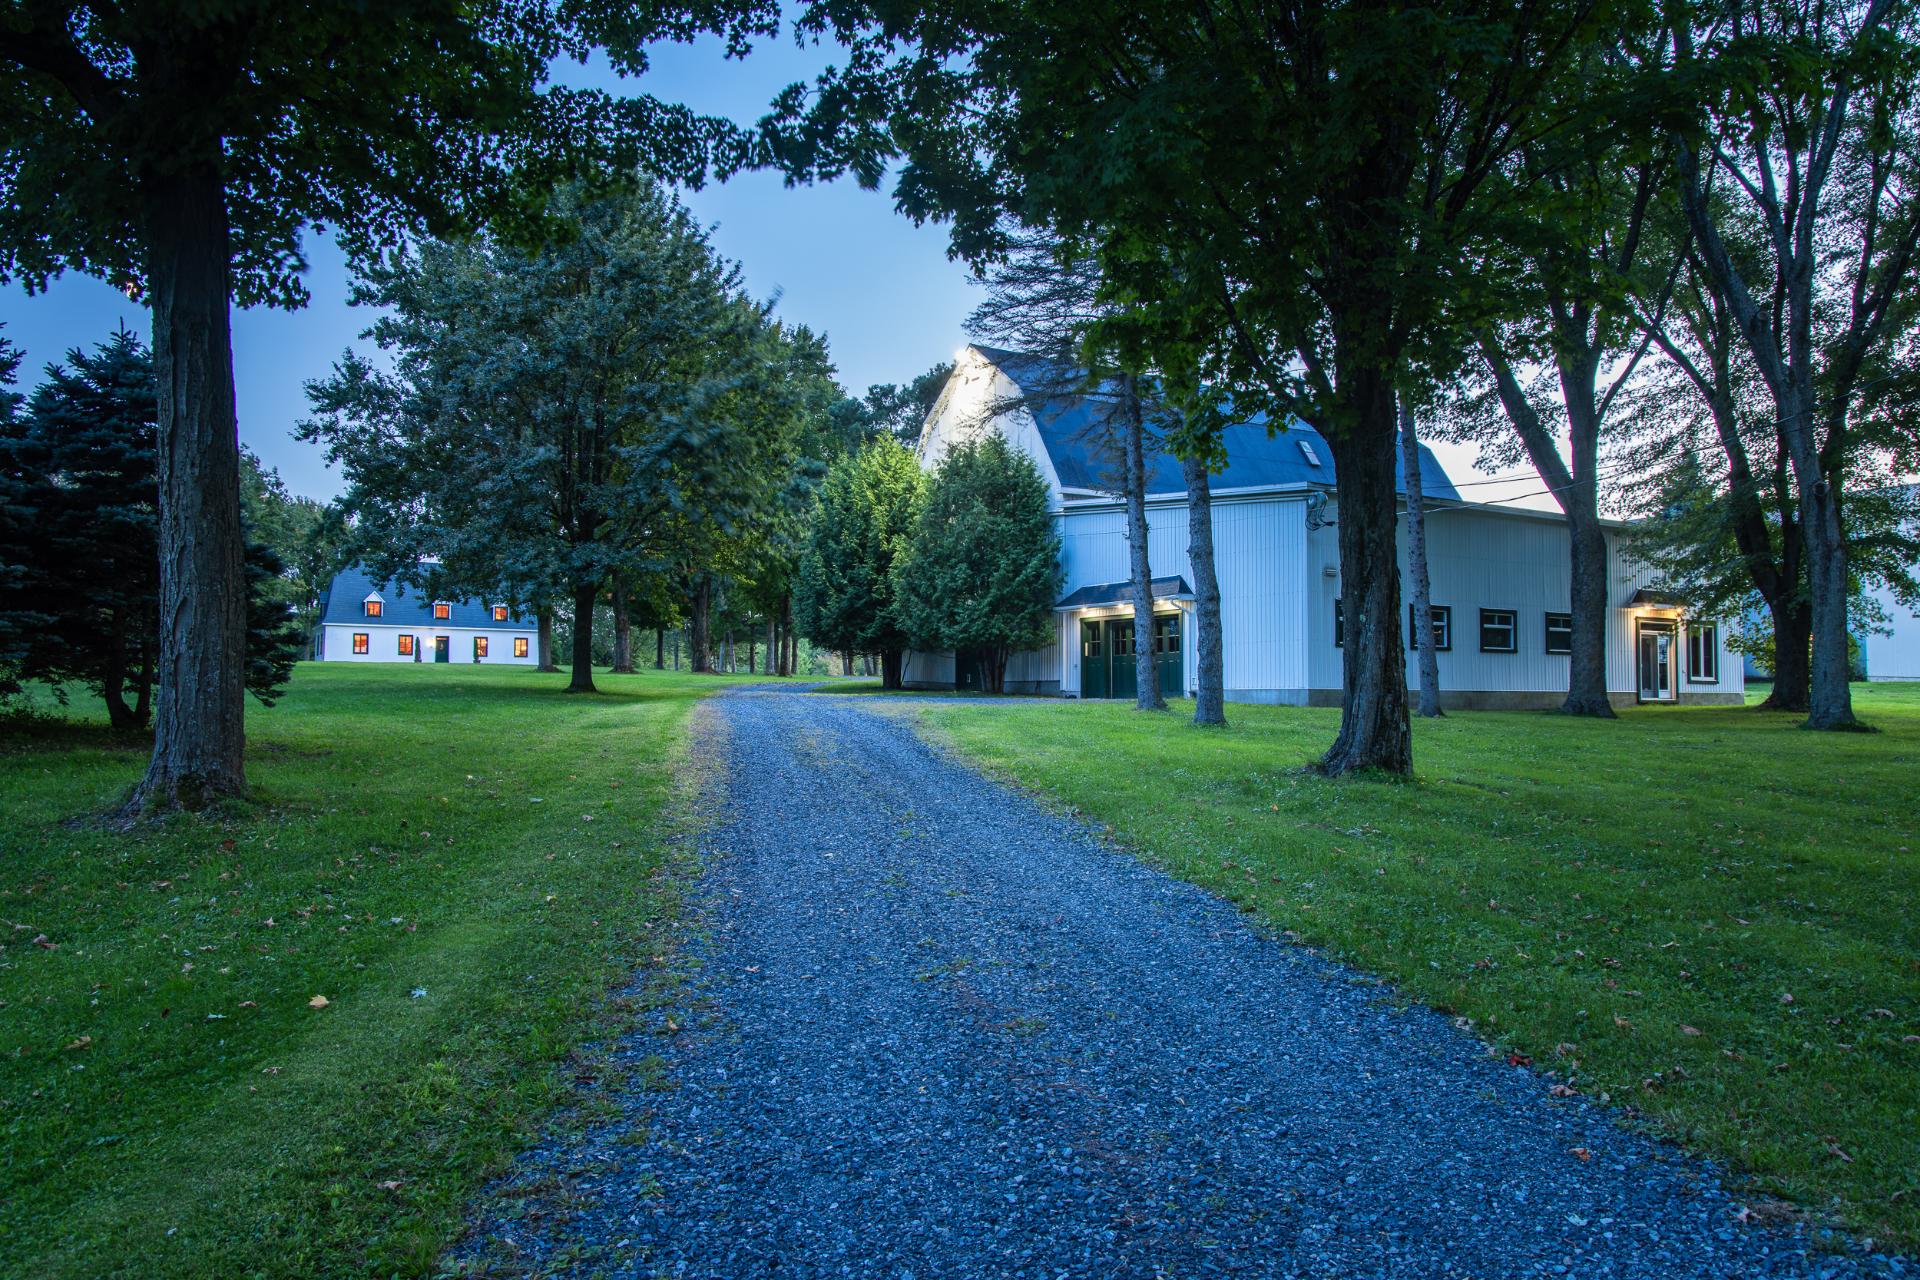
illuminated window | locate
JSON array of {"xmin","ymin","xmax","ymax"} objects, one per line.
[
  {"xmin": 433, "ymin": 602, "xmax": 451, "ymax": 620},
  {"xmin": 363, "ymin": 599, "xmax": 383, "ymax": 617},
  {"xmin": 397, "ymin": 635, "xmax": 415, "ymax": 656},
  {"xmin": 513, "ymin": 637, "xmax": 529, "ymax": 658},
  {"xmin": 352, "ymin": 633, "xmax": 369, "ymax": 654},
  {"xmin": 492, "ymin": 605, "xmax": 508, "ymax": 622},
  {"xmin": 473, "ymin": 636, "xmax": 489, "ymax": 660}
]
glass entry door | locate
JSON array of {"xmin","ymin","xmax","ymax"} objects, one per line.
[{"xmin": 1637, "ymin": 621, "xmax": 1675, "ymax": 702}]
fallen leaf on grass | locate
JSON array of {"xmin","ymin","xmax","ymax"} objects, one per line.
[
  {"xmin": 1549, "ymin": 1083, "xmax": 1579, "ymax": 1098},
  {"xmin": 308, "ymin": 995, "xmax": 330, "ymax": 1010},
  {"xmin": 65, "ymin": 1036, "xmax": 92, "ymax": 1051},
  {"xmin": 1569, "ymin": 1147, "xmax": 1592, "ymax": 1161},
  {"xmin": 1680, "ymin": 1025, "xmax": 1703, "ymax": 1036},
  {"xmin": 376, "ymin": 1180, "xmax": 404, "ymax": 1192},
  {"xmin": 32, "ymin": 934, "xmax": 56, "ymax": 950}
]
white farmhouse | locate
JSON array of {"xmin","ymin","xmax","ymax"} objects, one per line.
[
  {"xmin": 904, "ymin": 345, "xmax": 1743, "ymax": 709},
  {"xmin": 317, "ymin": 566, "xmax": 537, "ymax": 665}
]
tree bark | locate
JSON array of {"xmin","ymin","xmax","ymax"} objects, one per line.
[
  {"xmin": 782, "ymin": 594, "xmax": 796, "ymax": 676},
  {"xmin": 689, "ymin": 579, "xmax": 712, "ymax": 673},
  {"xmin": 103, "ymin": 602, "xmax": 139, "ymax": 731},
  {"xmin": 1322, "ymin": 386, "xmax": 1413, "ymax": 776},
  {"xmin": 610, "ymin": 577, "xmax": 634, "ymax": 673},
  {"xmin": 566, "ymin": 582, "xmax": 598, "ymax": 693},
  {"xmin": 1399, "ymin": 403, "xmax": 1444, "ymax": 718},
  {"xmin": 1122, "ymin": 379, "xmax": 1167, "ymax": 711},
  {"xmin": 129, "ymin": 161, "xmax": 249, "ymax": 813},
  {"xmin": 842, "ymin": 650, "xmax": 853, "ymax": 676},
  {"xmin": 766, "ymin": 616, "xmax": 778, "ymax": 677},
  {"xmin": 536, "ymin": 608, "xmax": 559, "ymax": 672},
  {"xmin": 881, "ymin": 648, "xmax": 904, "ymax": 690},
  {"xmin": 1766, "ymin": 598, "xmax": 1813, "ymax": 712},
  {"xmin": 1181, "ymin": 452, "xmax": 1226, "ymax": 726},
  {"xmin": 655, "ymin": 626, "xmax": 665, "ymax": 671},
  {"xmin": 1478, "ymin": 340, "xmax": 1615, "ymax": 717}
]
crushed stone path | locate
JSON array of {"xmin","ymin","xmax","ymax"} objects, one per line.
[{"xmin": 468, "ymin": 685, "xmax": 1904, "ymax": 1279}]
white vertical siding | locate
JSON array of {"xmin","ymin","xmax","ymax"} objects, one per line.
[{"xmin": 1863, "ymin": 579, "xmax": 1920, "ymax": 680}]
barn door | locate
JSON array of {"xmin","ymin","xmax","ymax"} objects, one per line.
[
  {"xmin": 1079, "ymin": 620, "xmax": 1109, "ymax": 699},
  {"xmin": 1108, "ymin": 618, "xmax": 1137, "ymax": 701}
]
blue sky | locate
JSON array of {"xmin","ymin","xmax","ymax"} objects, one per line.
[
  {"xmin": 0, "ymin": 27, "xmax": 977, "ymax": 502},
  {"xmin": 0, "ymin": 22, "xmax": 1539, "ymax": 508}
]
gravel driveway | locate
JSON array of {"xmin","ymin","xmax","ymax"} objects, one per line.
[{"xmin": 468, "ymin": 685, "xmax": 1904, "ymax": 1279}]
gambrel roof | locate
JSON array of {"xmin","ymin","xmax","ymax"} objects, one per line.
[{"xmin": 967, "ymin": 345, "xmax": 1461, "ymax": 502}]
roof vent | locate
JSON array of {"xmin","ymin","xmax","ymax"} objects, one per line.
[{"xmin": 1298, "ymin": 440, "xmax": 1322, "ymax": 467}]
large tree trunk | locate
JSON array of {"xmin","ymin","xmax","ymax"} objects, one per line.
[
  {"xmin": 1122, "ymin": 379, "xmax": 1166, "ymax": 711},
  {"xmin": 1399, "ymin": 403, "xmax": 1443, "ymax": 719},
  {"xmin": 566, "ymin": 582, "xmax": 598, "ymax": 693},
  {"xmin": 766, "ymin": 617, "xmax": 778, "ymax": 677},
  {"xmin": 880, "ymin": 648, "xmax": 904, "ymax": 690},
  {"xmin": 782, "ymin": 594, "xmax": 796, "ymax": 676},
  {"xmin": 129, "ymin": 162, "xmax": 249, "ymax": 813},
  {"xmin": 689, "ymin": 578, "xmax": 712, "ymax": 673},
  {"xmin": 1322, "ymin": 384, "xmax": 1413, "ymax": 777},
  {"xmin": 1563, "ymin": 510, "xmax": 1614, "ymax": 716},
  {"xmin": 1181, "ymin": 452, "xmax": 1226, "ymax": 727},
  {"xmin": 1799, "ymin": 475, "xmax": 1857, "ymax": 728},
  {"xmin": 610, "ymin": 577, "xmax": 634, "ymax": 673},
  {"xmin": 655, "ymin": 627, "xmax": 665, "ymax": 670},
  {"xmin": 536, "ymin": 608, "xmax": 559, "ymax": 672},
  {"xmin": 1764, "ymin": 599, "xmax": 1812, "ymax": 712}
]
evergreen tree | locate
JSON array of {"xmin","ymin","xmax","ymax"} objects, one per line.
[
  {"xmin": 0, "ymin": 332, "xmax": 299, "ymax": 727},
  {"xmin": 794, "ymin": 438, "xmax": 925, "ymax": 688},
  {"xmin": 893, "ymin": 436, "xmax": 1061, "ymax": 694}
]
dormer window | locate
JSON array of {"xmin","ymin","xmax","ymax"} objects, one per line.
[
  {"xmin": 362, "ymin": 592, "xmax": 384, "ymax": 618},
  {"xmin": 433, "ymin": 602, "xmax": 451, "ymax": 620},
  {"xmin": 1298, "ymin": 440, "xmax": 1322, "ymax": 467},
  {"xmin": 492, "ymin": 605, "xmax": 508, "ymax": 622}
]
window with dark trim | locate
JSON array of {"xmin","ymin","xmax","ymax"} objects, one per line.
[
  {"xmin": 1409, "ymin": 604, "xmax": 1451, "ymax": 652},
  {"xmin": 473, "ymin": 636, "xmax": 489, "ymax": 660},
  {"xmin": 433, "ymin": 602, "xmax": 451, "ymax": 620},
  {"xmin": 1544, "ymin": 612, "xmax": 1573, "ymax": 655},
  {"xmin": 1333, "ymin": 599, "xmax": 1344, "ymax": 647},
  {"xmin": 493, "ymin": 605, "xmax": 508, "ymax": 622},
  {"xmin": 1687, "ymin": 622, "xmax": 1719, "ymax": 682},
  {"xmin": 364, "ymin": 599, "xmax": 383, "ymax": 617},
  {"xmin": 397, "ymin": 634, "xmax": 414, "ymax": 656},
  {"xmin": 1153, "ymin": 613, "xmax": 1181, "ymax": 655},
  {"xmin": 1479, "ymin": 608, "xmax": 1517, "ymax": 653},
  {"xmin": 352, "ymin": 632, "xmax": 369, "ymax": 654},
  {"xmin": 513, "ymin": 637, "xmax": 529, "ymax": 658}
]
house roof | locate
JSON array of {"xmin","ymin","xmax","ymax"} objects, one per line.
[
  {"xmin": 319, "ymin": 565, "xmax": 534, "ymax": 630},
  {"xmin": 1055, "ymin": 576, "xmax": 1194, "ymax": 611},
  {"xmin": 970, "ymin": 345, "xmax": 1461, "ymax": 502}
]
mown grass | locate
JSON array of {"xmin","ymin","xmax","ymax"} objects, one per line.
[
  {"xmin": 0, "ymin": 662, "xmax": 763, "ymax": 1279},
  {"xmin": 920, "ymin": 683, "xmax": 1920, "ymax": 1247}
]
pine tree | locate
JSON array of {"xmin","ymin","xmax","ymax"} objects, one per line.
[
  {"xmin": 794, "ymin": 438, "xmax": 925, "ymax": 688},
  {"xmin": 892, "ymin": 436, "xmax": 1062, "ymax": 694}
]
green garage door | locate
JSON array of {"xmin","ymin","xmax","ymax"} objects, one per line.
[{"xmin": 1081, "ymin": 613, "xmax": 1182, "ymax": 698}]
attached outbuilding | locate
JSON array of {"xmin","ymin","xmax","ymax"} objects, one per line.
[{"xmin": 903, "ymin": 345, "xmax": 1743, "ymax": 709}]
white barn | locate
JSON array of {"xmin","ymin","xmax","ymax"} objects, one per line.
[
  {"xmin": 317, "ymin": 566, "xmax": 537, "ymax": 665},
  {"xmin": 904, "ymin": 346, "xmax": 1743, "ymax": 709}
]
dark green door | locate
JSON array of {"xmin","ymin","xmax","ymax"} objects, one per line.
[
  {"xmin": 434, "ymin": 636, "xmax": 450, "ymax": 664},
  {"xmin": 1108, "ymin": 618, "xmax": 1137, "ymax": 701},
  {"xmin": 1153, "ymin": 612, "xmax": 1183, "ymax": 697},
  {"xmin": 1079, "ymin": 621, "xmax": 1109, "ymax": 699}
]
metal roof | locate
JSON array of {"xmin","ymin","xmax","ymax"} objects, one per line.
[
  {"xmin": 971, "ymin": 346, "xmax": 1460, "ymax": 502},
  {"xmin": 1055, "ymin": 576, "xmax": 1194, "ymax": 611},
  {"xmin": 319, "ymin": 565, "xmax": 534, "ymax": 630}
]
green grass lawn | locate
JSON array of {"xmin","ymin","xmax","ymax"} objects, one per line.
[
  {"xmin": 920, "ymin": 683, "xmax": 1920, "ymax": 1247},
  {"xmin": 0, "ymin": 662, "xmax": 760, "ymax": 1279}
]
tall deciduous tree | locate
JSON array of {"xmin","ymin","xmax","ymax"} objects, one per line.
[
  {"xmin": 0, "ymin": 0, "xmax": 773, "ymax": 810},
  {"xmin": 304, "ymin": 182, "xmax": 754, "ymax": 695},
  {"xmin": 893, "ymin": 435, "xmax": 1061, "ymax": 694},
  {"xmin": 776, "ymin": 0, "xmax": 1612, "ymax": 773},
  {"xmin": 794, "ymin": 437, "xmax": 924, "ymax": 688},
  {"xmin": 1664, "ymin": 0, "xmax": 1920, "ymax": 728}
]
